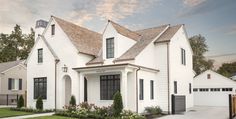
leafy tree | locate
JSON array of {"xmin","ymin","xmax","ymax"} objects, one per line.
[
  {"xmin": 69, "ymin": 95, "xmax": 76, "ymax": 106},
  {"xmin": 17, "ymin": 95, "xmax": 24, "ymax": 108},
  {"xmin": 0, "ymin": 24, "xmax": 34, "ymax": 63},
  {"xmin": 36, "ymin": 96, "xmax": 43, "ymax": 110},
  {"xmin": 217, "ymin": 62, "xmax": 236, "ymax": 77},
  {"xmin": 113, "ymin": 91, "xmax": 123, "ymax": 116},
  {"xmin": 189, "ymin": 34, "xmax": 214, "ymax": 75}
]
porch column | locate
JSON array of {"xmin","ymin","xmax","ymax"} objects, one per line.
[
  {"xmin": 121, "ymin": 70, "xmax": 128, "ymax": 109},
  {"xmin": 79, "ymin": 73, "xmax": 84, "ymax": 104}
]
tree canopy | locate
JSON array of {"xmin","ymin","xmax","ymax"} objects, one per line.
[
  {"xmin": 0, "ymin": 25, "xmax": 34, "ymax": 63},
  {"xmin": 189, "ymin": 34, "xmax": 214, "ymax": 75},
  {"xmin": 217, "ymin": 62, "xmax": 236, "ymax": 78}
]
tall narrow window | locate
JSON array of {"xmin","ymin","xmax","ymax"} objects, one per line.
[
  {"xmin": 174, "ymin": 81, "xmax": 177, "ymax": 94},
  {"xmin": 150, "ymin": 80, "xmax": 154, "ymax": 100},
  {"xmin": 189, "ymin": 83, "xmax": 192, "ymax": 94},
  {"xmin": 181, "ymin": 48, "xmax": 186, "ymax": 65},
  {"xmin": 106, "ymin": 37, "xmax": 114, "ymax": 58},
  {"xmin": 19, "ymin": 79, "xmax": 22, "ymax": 90},
  {"xmin": 38, "ymin": 48, "xmax": 43, "ymax": 63},
  {"xmin": 51, "ymin": 24, "xmax": 55, "ymax": 35},
  {"xmin": 207, "ymin": 74, "xmax": 211, "ymax": 79},
  {"xmin": 100, "ymin": 75, "xmax": 120, "ymax": 100},
  {"xmin": 139, "ymin": 79, "xmax": 144, "ymax": 100},
  {"xmin": 34, "ymin": 77, "xmax": 47, "ymax": 99}
]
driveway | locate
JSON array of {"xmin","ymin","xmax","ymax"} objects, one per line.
[{"xmin": 158, "ymin": 106, "xmax": 228, "ymax": 119}]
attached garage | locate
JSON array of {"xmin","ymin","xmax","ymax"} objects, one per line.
[{"xmin": 193, "ymin": 70, "xmax": 236, "ymax": 107}]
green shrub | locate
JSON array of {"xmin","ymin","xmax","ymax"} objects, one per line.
[
  {"xmin": 70, "ymin": 95, "xmax": 76, "ymax": 106},
  {"xmin": 10, "ymin": 107, "xmax": 54, "ymax": 113},
  {"xmin": 17, "ymin": 95, "xmax": 24, "ymax": 108},
  {"xmin": 144, "ymin": 106, "xmax": 162, "ymax": 115},
  {"xmin": 113, "ymin": 91, "xmax": 123, "ymax": 116},
  {"xmin": 36, "ymin": 97, "xmax": 43, "ymax": 110}
]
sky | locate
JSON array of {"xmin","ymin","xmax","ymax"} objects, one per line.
[{"xmin": 0, "ymin": 0, "xmax": 236, "ymax": 56}]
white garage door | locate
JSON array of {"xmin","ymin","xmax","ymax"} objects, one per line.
[{"xmin": 194, "ymin": 88, "xmax": 233, "ymax": 106}]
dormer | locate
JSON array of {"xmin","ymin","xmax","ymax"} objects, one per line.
[{"xmin": 102, "ymin": 20, "xmax": 140, "ymax": 61}]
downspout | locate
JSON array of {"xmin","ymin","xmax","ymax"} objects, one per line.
[
  {"xmin": 167, "ymin": 42, "xmax": 170, "ymax": 114},
  {"xmin": 55, "ymin": 59, "xmax": 59, "ymax": 110},
  {"xmin": 136, "ymin": 67, "xmax": 141, "ymax": 113}
]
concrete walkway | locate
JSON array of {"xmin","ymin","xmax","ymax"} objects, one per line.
[
  {"xmin": 158, "ymin": 106, "xmax": 228, "ymax": 119},
  {"xmin": 2, "ymin": 112, "xmax": 55, "ymax": 119}
]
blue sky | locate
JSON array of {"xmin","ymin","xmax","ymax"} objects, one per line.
[{"xmin": 0, "ymin": 0, "xmax": 236, "ymax": 56}]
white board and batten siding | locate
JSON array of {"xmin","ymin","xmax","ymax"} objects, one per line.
[{"xmin": 194, "ymin": 70, "xmax": 236, "ymax": 106}]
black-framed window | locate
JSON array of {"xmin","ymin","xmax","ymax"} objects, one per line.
[
  {"xmin": 106, "ymin": 37, "xmax": 114, "ymax": 58},
  {"xmin": 34, "ymin": 77, "xmax": 47, "ymax": 99},
  {"xmin": 38, "ymin": 48, "xmax": 43, "ymax": 63},
  {"xmin": 193, "ymin": 88, "xmax": 198, "ymax": 92},
  {"xmin": 139, "ymin": 79, "xmax": 144, "ymax": 100},
  {"xmin": 51, "ymin": 24, "xmax": 55, "ymax": 35},
  {"xmin": 100, "ymin": 75, "xmax": 120, "ymax": 100},
  {"xmin": 181, "ymin": 48, "xmax": 186, "ymax": 65},
  {"xmin": 174, "ymin": 81, "xmax": 177, "ymax": 94},
  {"xmin": 189, "ymin": 83, "xmax": 192, "ymax": 94},
  {"xmin": 150, "ymin": 80, "xmax": 154, "ymax": 100}
]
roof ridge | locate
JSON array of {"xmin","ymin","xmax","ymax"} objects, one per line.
[{"xmin": 52, "ymin": 16, "xmax": 102, "ymax": 35}]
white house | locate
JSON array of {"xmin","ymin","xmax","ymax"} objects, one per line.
[
  {"xmin": 193, "ymin": 70, "xmax": 236, "ymax": 106},
  {"xmin": 26, "ymin": 16, "xmax": 193, "ymax": 113}
]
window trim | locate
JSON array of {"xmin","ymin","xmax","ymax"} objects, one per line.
[
  {"xmin": 34, "ymin": 77, "xmax": 47, "ymax": 100},
  {"xmin": 106, "ymin": 37, "xmax": 114, "ymax": 59},
  {"xmin": 38, "ymin": 48, "xmax": 43, "ymax": 63}
]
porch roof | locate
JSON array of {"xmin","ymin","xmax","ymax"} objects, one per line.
[{"xmin": 73, "ymin": 63, "xmax": 159, "ymax": 72}]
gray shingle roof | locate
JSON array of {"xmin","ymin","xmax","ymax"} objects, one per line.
[
  {"xmin": 53, "ymin": 16, "xmax": 102, "ymax": 56},
  {"xmin": 0, "ymin": 60, "xmax": 24, "ymax": 73}
]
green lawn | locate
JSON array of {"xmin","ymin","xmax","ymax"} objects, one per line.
[
  {"xmin": 0, "ymin": 108, "xmax": 33, "ymax": 118},
  {"xmin": 27, "ymin": 115, "xmax": 75, "ymax": 119}
]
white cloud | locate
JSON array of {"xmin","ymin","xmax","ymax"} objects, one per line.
[{"xmin": 183, "ymin": 0, "xmax": 206, "ymax": 7}]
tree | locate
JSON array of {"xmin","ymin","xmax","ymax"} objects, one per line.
[
  {"xmin": 113, "ymin": 91, "xmax": 123, "ymax": 116},
  {"xmin": 36, "ymin": 97, "xmax": 43, "ymax": 110},
  {"xmin": 69, "ymin": 95, "xmax": 76, "ymax": 106},
  {"xmin": 217, "ymin": 62, "xmax": 236, "ymax": 77},
  {"xmin": 17, "ymin": 95, "xmax": 24, "ymax": 108},
  {"xmin": 0, "ymin": 24, "xmax": 34, "ymax": 63},
  {"xmin": 189, "ymin": 34, "xmax": 214, "ymax": 75}
]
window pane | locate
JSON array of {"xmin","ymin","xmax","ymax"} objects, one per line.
[
  {"xmin": 34, "ymin": 77, "xmax": 47, "ymax": 99},
  {"xmin": 106, "ymin": 38, "xmax": 114, "ymax": 58},
  {"xmin": 100, "ymin": 75, "xmax": 120, "ymax": 100},
  {"xmin": 139, "ymin": 79, "xmax": 144, "ymax": 100}
]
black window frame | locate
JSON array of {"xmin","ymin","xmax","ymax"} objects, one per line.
[
  {"xmin": 193, "ymin": 88, "xmax": 198, "ymax": 92},
  {"xmin": 181, "ymin": 48, "xmax": 186, "ymax": 65},
  {"xmin": 100, "ymin": 75, "xmax": 120, "ymax": 100},
  {"xmin": 174, "ymin": 81, "xmax": 177, "ymax": 94},
  {"xmin": 38, "ymin": 48, "xmax": 43, "ymax": 63},
  {"xmin": 139, "ymin": 79, "xmax": 144, "ymax": 100},
  {"xmin": 106, "ymin": 37, "xmax": 114, "ymax": 59},
  {"xmin": 34, "ymin": 77, "xmax": 47, "ymax": 99},
  {"xmin": 51, "ymin": 24, "xmax": 55, "ymax": 35},
  {"xmin": 189, "ymin": 83, "xmax": 192, "ymax": 94},
  {"xmin": 150, "ymin": 80, "xmax": 154, "ymax": 100}
]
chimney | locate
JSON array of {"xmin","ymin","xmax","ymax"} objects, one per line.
[{"xmin": 35, "ymin": 19, "xmax": 48, "ymax": 41}]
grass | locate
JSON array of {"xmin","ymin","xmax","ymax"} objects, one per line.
[
  {"xmin": 0, "ymin": 108, "xmax": 33, "ymax": 118},
  {"xmin": 27, "ymin": 115, "xmax": 76, "ymax": 119}
]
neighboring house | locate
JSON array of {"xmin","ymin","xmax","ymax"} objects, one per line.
[
  {"xmin": 193, "ymin": 70, "xmax": 236, "ymax": 106},
  {"xmin": 26, "ymin": 16, "xmax": 193, "ymax": 113},
  {"xmin": 0, "ymin": 60, "xmax": 27, "ymax": 104},
  {"xmin": 230, "ymin": 73, "xmax": 236, "ymax": 80}
]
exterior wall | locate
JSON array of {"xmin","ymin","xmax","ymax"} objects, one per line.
[
  {"xmin": 169, "ymin": 26, "xmax": 194, "ymax": 110},
  {"xmin": 138, "ymin": 70, "xmax": 158, "ymax": 113},
  {"xmin": 102, "ymin": 23, "xmax": 136, "ymax": 64},
  {"xmin": 0, "ymin": 64, "xmax": 27, "ymax": 95},
  {"xmin": 194, "ymin": 70, "xmax": 236, "ymax": 106},
  {"xmin": 27, "ymin": 37, "xmax": 56, "ymax": 109}
]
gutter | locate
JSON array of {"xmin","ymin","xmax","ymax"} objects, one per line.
[
  {"xmin": 136, "ymin": 67, "xmax": 141, "ymax": 113},
  {"xmin": 167, "ymin": 42, "xmax": 170, "ymax": 114},
  {"xmin": 55, "ymin": 59, "xmax": 59, "ymax": 110}
]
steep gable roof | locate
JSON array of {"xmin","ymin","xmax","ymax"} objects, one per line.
[
  {"xmin": 0, "ymin": 60, "xmax": 24, "ymax": 73},
  {"xmin": 53, "ymin": 16, "xmax": 102, "ymax": 56},
  {"xmin": 114, "ymin": 25, "xmax": 169, "ymax": 62},
  {"xmin": 109, "ymin": 20, "xmax": 141, "ymax": 41},
  {"xmin": 154, "ymin": 24, "xmax": 183, "ymax": 43}
]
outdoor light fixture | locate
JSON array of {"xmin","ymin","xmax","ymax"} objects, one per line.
[{"xmin": 62, "ymin": 64, "xmax": 68, "ymax": 72}]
